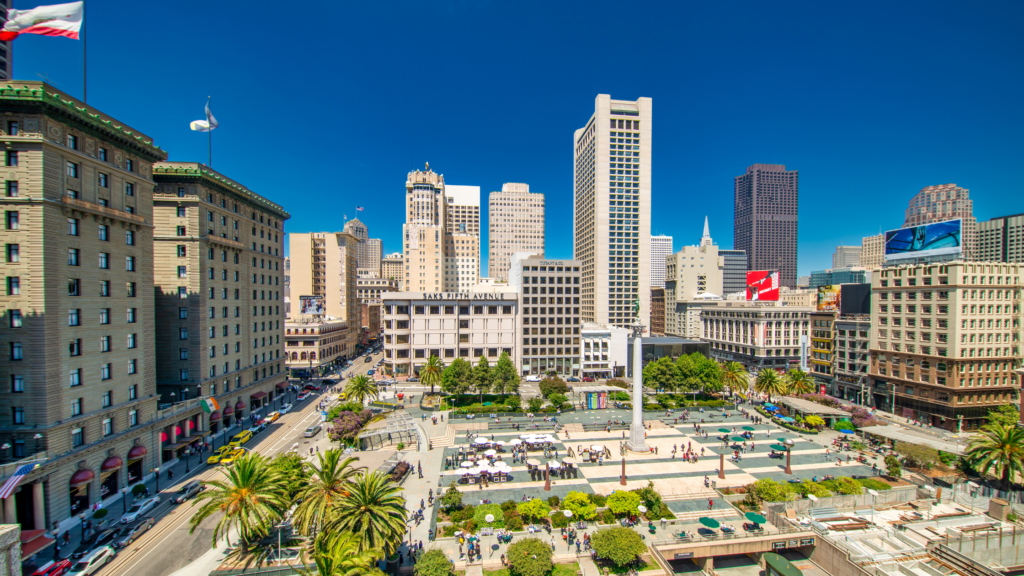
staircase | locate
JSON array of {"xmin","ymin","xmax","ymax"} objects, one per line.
[{"xmin": 430, "ymin": 425, "xmax": 457, "ymax": 447}]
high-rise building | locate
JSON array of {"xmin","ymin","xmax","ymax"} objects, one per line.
[
  {"xmin": 832, "ymin": 246, "xmax": 862, "ymax": 268},
  {"xmin": 342, "ymin": 218, "xmax": 383, "ymax": 278},
  {"xmin": 976, "ymin": 214, "xmax": 1024, "ymax": 263},
  {"xmin": 650, "ymin": 234, "xmax": 673, "ymax": 288},
  {"xmin": 808, "ymin": 267, "xmax": 870, "ymax": 289},
  {"xmin": 868, "ymin": 261, "xmax": 1023, "ymax": 431},
  {"xmin": 0, "ymin": 83, "xmax": 170, "ymax": 530},
  {"xmin": 403, "ymin": 164, "xmax": 447, "ymax": 292},
  {"xmin": 488, "ymin": 183, "xmax": 545, "ymax": 282},
  {"xmin": 152, "ymin": 161, "xmax": 290, "ymax": 422},
  {"xmin": 650, "ymin": 288, "xmax": 665, "ymax": 336},
  {"xmin": 284, "ymin": 256, "xmax": 291, "ymax": 315},
  {"xmin": 733, "ymin": 163, "xmax": 799, "ymax": 288},
  {"xmin": 664, "ymin": 225, "xmax": 725, "ymax": 338},
  {"xmin": 860, "ymin": 233, "xmax": 885, "ymax": 270},
  {"xmin": 288, "ymin": 232, "xmax": 360, "ymax": 358},
  {"xmin": 509, "ymin": 255, "xmax": 581, "ymax": 377},
  {"xmin": 573, "ymin": 95, "xmax": 652, "ymax": 331},
  {"xmin": 903, "ymin": 184, "xmax": 977, "ymax": 259},
  {"xmin": 445, "ymin": 185, "xmax": 480, "ymax": 290},
  {"xmin": 382, "ymin": 252, "xmax": 404, "ymax": 289},
  {"xmin": 721, "ymin": 249, "xmax": 748, "ymax": 297}
]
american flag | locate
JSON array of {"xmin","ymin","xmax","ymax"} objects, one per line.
[
  {"xmin": 0, "ymin": 463, "xmax": 36, "ymax": 499},
  {"xmin": 356, "ymin": 206, "xmax": 364, "ymax": 211}
]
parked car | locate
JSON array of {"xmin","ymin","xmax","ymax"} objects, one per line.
[
  {"xmin": 249, "ymin": 420, "xmax": 267, "ymax": 434},
  {"xmin": 405, "ymin": 376, "xmax": 418, "ymax": 382},
  {"xmin": 29, "ymin": 559, "xmax": 72, "ymax": 576},
  {"xmin": 171, "ymin": 481, "xmax": 204, "ymax": 504},
  {"xmin": 582, "ymin": 376, "xmax": 595, "ymax": 382},
  {"xmin": 120, "ymin": 496, "xmax": 160, "ymax": 524},
  {"xmin": 280, "ymin": 403, "xmax": 293, "ymax": 414},
  {"xmin": 68, "ymin": 546, "xmax": 115, "ymax": 575},
  {"xmin": 322, "ymin": 379, "xmax": 336, "ymax": 385},
  {"xmin": 206, "ymin": 446, "xmax": 233, "ymax": 465},
  {"xmin": 296, "ymin": 392, "xmax": 310, "ymax": 401},
  {"xmin": 303, "ymin": 383, "xmax": 321, "ymax": 391},
  {"xmin": 69, "ymin": 526, "xmax": 127, "ymax": 561},
  {"xmin": 266, "ymin": 411, "xmax": 281, "ymax": 422},
  {"xmin": 524, "ymin": 375, "xmax": 541, "ymax": 382},
  {"xmin": 228, "ymin": 430, "xmax": 253, "ymax": 447},
  {"xmin": 114, "ymin": 518, "xmax": 155, "ymax": 549},
  {"xmin": 364, "ymin": 356, "xmax": 373, "ymax": 363},
  {"xmin": 567, "ymin": 377, "xmax": 581, "ymax": 382},
  {"xmin": 304, "ymin": 425, "xmax": 321, "ymax": 438}
]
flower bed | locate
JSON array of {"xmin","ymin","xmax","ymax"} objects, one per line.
[
  {"xmin": 755, "ymin": 406, "xmax": 818, "ymax": 434},
  {"xmin": 328, "ymin": 408, "xmax": 373, "ymax": 443}
]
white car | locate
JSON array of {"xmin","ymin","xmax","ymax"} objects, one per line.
[
  {"xmin": 280, "ymin": 403, "xmax": 293, "ymax": 414},
  {"xmin": 69, "ymin": 545, "xmax": 115, "ymax": 575},
  {"xmin": 525, "ymin": 375, "xmax": 542, "ymax": 382},
  {"xmin": 120, "ymin": 496, "xmax": 160, "ymax": 524}
]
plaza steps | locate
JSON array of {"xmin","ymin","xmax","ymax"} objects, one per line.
[{"xmin": 430, "ymin": 425, "xmax": 457, "ymax": 447}]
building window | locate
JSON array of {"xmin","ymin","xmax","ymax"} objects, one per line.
[
  {"xmin": 70, "ymin": 369, "xmax": 81, "ymax": 387},
  {"xmin": 66, "ymin": 161, "xmax": 78, "ymax": 178},
  {"xmin": 101, "ymin": 363, "xmax": 111, "ymax": 380},
  {"xmin": 127, "ymin": 308, "xmax": 137, "ymax": 323},
  {"xmin": 98, "ymin": 252, "xmax": 109, "ymax": 269},
  {"xmin": 8, "ymin": 309, "xmax": 21, "ymax": 328},
  {"xmin": 180, "ymin": 369, "xmax": 188, "ymax": 381},
  {"xmin": 12, "ymin": 407, "xmax": 24, "ymax": 425},
  {"xmin": 5, "ymin": 181, "xmax": 17, "ymax": 197},
  {"xmin": 68, "ymin": 248, "xmax": 80, "ymax": 266},
  {"xmin": 5, "ymin": 151, "xmax": 17, "ymax": 166},
  {"xmin": 5, "ymin": 211, "xmax": 18, "ymax": 230},
  {"xmin": 99, "ymin": 308, "xmax": 110, "ymax": 324},
  {"xmin": 10, "ymin": 342, "xmax": 22, "ymax": 360},
  {"xmin": 67, "ymin": 134, "xmax": 77, "ymax": 149},
  {"xmin": 126, "ymin": 256, "xmax": 135, "ymax": 271},
  {"xmin": 6, "ymin": 244, "xmax": 19, "ymax": 262},
  {"xmin": 98, "ymin": 147, "xmax": 107, "ymax": 161},
  {"xmin": 178, "ymin": 307, "xmax": 187, "ymax": 319},
  {"xmin": 127, "ymin": 333, "xmax": 137, "ymax": 349},
  {"xmin": 70, "ymin": 339, "xmax": 82, "ymax": 356},
  {"xmin": 125, "ymin": 159, "xmax": 133, "ymax": 172},
  {"xmin": 126, "ymin": 282, "xmax": 136, "ymax": 297},
  {"xmin": 69, "ymin": 278, "xmax": 80, "ymax": 296},
  {"xmin": 100, "ymin": 336, "xmax": 110, "ymax": 352},
  {"xmin": 102, "ymin": 418, "xmax": 113, "ymax": 436},
  {"xmin": 68, "ymin": 309, "xmax": 80, "ymax": 326},
  {"xmin": 129, "ymin": 384, "xmax": 138, "ymax": 400},
  {"xmin": 128, "ymin": 359, "xmax": 137, "ymax": 374},
  {"xmin": 102, "ymin": 391, "xmax": 112, "ymax": 407},
  {"xmin": 179, "ymin": 348, "xmax": 188, "ymax": 360},
  {"xmin": 6, "ymin": 277, "xmax": 19, "ymax": 295},
  {"xmin": 129, "ymin": 410, "xmax": 138, "ymax": 426},
  {"xmin": 98, "ymin": 225, "xmax": 109, "ymax": 241},
  {"xmin": 68, "ymin": 218, "xmax": 79, "ymax": 236},
  {"xmin": 72, "ymin": 428, "xmax": 83, "ymax": 447},
  {"xmin": 125, "ymin": 182, "xmax": 134, "ymax": 196},
  {"xmin": 126, "ymin": 230, "xmax": 135, "ymax": 245},
  {"xmin": 179, "ymin": 327, "xmax": 188, "ymax": 339},
  {"xmin": 99, "ymin": 173, "xmax": 108, "ymax": 187},
  {"xmin": 6, "ymin": 121, "xmax": 17, "ymax": 136}
]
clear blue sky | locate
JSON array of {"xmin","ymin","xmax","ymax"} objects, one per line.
[{"xmin": 14, "ymin": 0, "xmax": 1024, "ymax": 276}]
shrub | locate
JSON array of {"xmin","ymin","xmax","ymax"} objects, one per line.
[
  {"xmin": 858, "ymin": 478, "xmax": 892, "ymax": 491},
  {"xmin": 474, "ymin": 503, "xmax": 504, "ymax": 527},
  {"xmin": 631, "ymin": 481, "xmax": 664, "ymax": 519},
  {"xmin": 747, "ymin": 478, "xmax": 796, "ymax": 504},
  {"xmin": 804, "ymin": 415, "xmax": 826, "ymax": 429},
  {"xmin": 607, "ymin": 491, "xmax": 642, "ymax": 516},
  {"xmin": 606, "ymin": 379, "xmax": 628, "ymax": 389},
  {"xmin": 833, "ymin": 419, "xmax": 856, "ymax": 432},
  {"xmin": 589, "ymin": 493, "xmax": 608, "ymax": 507},
  {"xmin": 539, "ymin": 378, "xmax": 569, "ymax": 398},
  {"xmin": 415, "ymin": 549, "xmax": 454, "ymax": 576},
  {"xmin": 390, "ymin": 461, "xmax": 411, "ymax": 483},
  {"xmin": 506, "ymin": 516, "xmax": 524, "ymax": 531},
  {"xmin": 92, "ymin": 509, "xmax": 108, "ymax": 521},
  {"xmin": 441, "ymin": 482, "xmax": 463, "ymax": 510},
  {"xmin": 503, "ymin": 508, "xmax": 521, "ymax": 522},
  {"xmin": 501, "ymin": 500, "xmax": 518, "ymax": 512},
  {"xmin": 131, "ymin": 484, "xmax": 148, "ymax": 496},
  {"xmin": 821, "ymin": 476, "xmax": 862, "ymax": 495},
  {"xmin": 794, "ymin": 480, "xmax": 832, "ymax": 498},
  {"xmin": 610, "ymin": 391, "xmax": 630, "ymax": 401},
  {"xmin": 547, "ymin": 495, "xmax": 560, "ymax": 509},
  {"xmin": 563, "ymin": 491, "xmax": 598, "ymax": 520},
  {"xmin": 885, "ymin": 455, "xmax": 902, "ymax": 478},
  {"xmin": 551, "ymin": 512, "xmax": 569, "ymax": 528},
  {"xmin": 896, "ymin": 443, "xmax": 939, "ymax": 470},
  {"xmin": 517, "ymin": 498, "xmax": 551, "ymax": 522},
  {"xmin": 602, "ymin": 508, "xmax": 616, "ymax": 524},
  {"xmin": 590, "ymin": 526, "xmax": 647, "ymax": 567},
  {"xmin": 463, "ymin": 518, "xmax": 478, "ymax": 532},
  {"xmin": 528, "ymin": 398, "xmax": 544, "ymax": 412},
  {"xmin": 507, "ymin": 538, "xmax": 553, "ymax": 576},
  {"xmin": 449, "ymin": 509, "xmax": 465, "ymax": 523},
  {"xmin": 548, "ymin": 393, "xmax": 568, "ymax": 406}
]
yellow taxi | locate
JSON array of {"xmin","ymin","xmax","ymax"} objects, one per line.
[
  {"xmin": 229, "ymin": 430, "xmax": 253, "ymax": 447},
  {"xmin": 266, "ymin": 411, "xmax": 281, "ymax": 423},
  {"xmin": 219, "ymin": 447, "xmax": 248, "ymax": 466},
  {"xmin": 206, "ymin": 446, "xmax": 233, "ymax": 465}
]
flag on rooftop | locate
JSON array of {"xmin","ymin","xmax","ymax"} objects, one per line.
[
  {"xmin": 0, "ymin": 1, "xmax": 83, "ymax": 41},
  {"xmin": 356, "ymin": 206, "xmax": 364, "ymax": 211},
  {"xmin": 0, "ymin": 463, "xmax": 37, "ymax": 499},
  {"xmin": 190, "ymin": 99, "xmax": 219, "ymax": 132}
]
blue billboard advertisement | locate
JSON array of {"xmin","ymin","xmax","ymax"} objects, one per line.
[{"xmin": 884, "ymin": 219, "xmax": 962, "ymax": 262}]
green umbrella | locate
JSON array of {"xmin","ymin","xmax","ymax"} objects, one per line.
[
  {"xmin": 742, "ymin": 426, "xmax": 756, "ymax": 431},
  {"xmin": 718, "ymin": 428, "xmax": 731, "ymax": 433},
  {"xmin": 482, "ymin": 402, "xmax": 493, "ymax": 406},
  {"xmin": 698, "ymin": 517, "xmax": 720, "ymax": 529},
  {"xmin": 770, "ymin": 444, "xmax": 787, "ymax": 451},
  {"xmin": 745, "ymin": 512, "xmax": 767, "ymax": 524},
  {"xmin": 731, "ymin": 436, "xmax": 747, "ymax": 442}
]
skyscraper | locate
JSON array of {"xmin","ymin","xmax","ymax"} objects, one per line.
[
  {"xmin": 343, "ymin": 218, "xmax": 383, "ymax": 278},
  {"xmin": 650, "ymin": 234, "xmax": 673, "ymax": 288},
  {"xmin": 903, "ymin": 184, "xmax": 977, "ymax": 259},
  {"xmin": 289, "ymin": 232, "xmax": 360, "ymax": 329},
  {"xmin": 720, "ymin": 249, "xmax": 748, "ymax": 297},
  {"xmin": 573, "ymin": 95, "xmax": 652, "ymax": 331},
  {"xmin": 444, "ymin": 185, "xmax": 480, "ymax": 290},
  {"xmin": 488, "ymin": 183, "xmax": 545, "ymax": 282},
  {"xmin": 976, "ymin": 214, "xmax": 1024, "ymax": 263},
  {"xmin": 832, "ymin": 246, "xmax": 861, "ymax": 268},
  {"xmin": 403, "ymin": 164, "xmax": 447, "ymax": 292},
  {"xmin": 733, "ymin": 164, "xmax": 799, "ymax": 288},
  {"xmin": 860, "ymin": 233, "xmax": 885, "ymax": 269}
]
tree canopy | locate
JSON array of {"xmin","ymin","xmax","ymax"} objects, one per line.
[
  {"xmin": 491, "ymin": 352, "xmax": 519, "ymax": 397},
  {"xmin": 506, "ymin": 538, "xmax": 553, "ymax": 576},
  {"xmin": 606, "ymin": 490, "xmax": 642, "ymax": 516},
  {"xmin": 440, "ymin": 358, "xmax": 472, "ymax": 396},
  {"xmin": 590, "ymin": 527, "xmax": 647, "ymax": 567}
]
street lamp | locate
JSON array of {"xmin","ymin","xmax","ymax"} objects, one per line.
[
  {"xmin": 183, "ymin": 387, "xmax": 190, "ymax": 401},
  {"xmin": 170, "ymin": 392, "xmax": 177, "ymax": 405},
  {"xmin": 153, "ymin": 467, "xmax": 160, "ymax": 493},
  {"xmin": 121, "ymin": 487, "xmax": 129, "ymax": 514},
  {"xmin": 185, "ymin": 447, "xmax": 191, "ymax": 473}
]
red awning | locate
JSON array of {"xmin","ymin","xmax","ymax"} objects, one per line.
[
  {"xmin": 222, "ymin": 404, "xmax": 234, "ymax": 415},
  {"xmin": 69, "ymin": 469, "xmax": 94, "ymax": 486},
  {"xmin": 127, "ymin": 445, "xmax": 147, "ymax": 460},
  {"xmin": 100, "ymin": 456, "xmax": 123, "ymax": 471},
  {"xmin": 209, "ymin": 411, "xmax": 222, "ymax": 421},
  {"xmin": 174, "ymin": 425, "xmax": 183, "ymax": 435},
  {"xmin": 250, "ymin": 391, "xmax": 267, "ymax": 400},
  {"xmin": 276, "ymin": 382, "xmax": 287, "ymax": 389},
  {"xmin": 187, "ymin": 420, "xmax": 195, "ymax": 429},
  {"xmin": 20, "ymin": 529, "xmax": 54, "ymax": 559},
  {"xmin": 234, "ymin": 401, "xmax": 245, "ymax": 411}
]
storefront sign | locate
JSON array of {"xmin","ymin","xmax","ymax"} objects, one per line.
[
  {"xmin": 772, "ymin": 542, "xmax": 787, "ymax": 550},
  {"xmin": 674, "ymin": 552, "xmax": 694, "ymax": 560},
  {"xmin": 423, "ymin": 293, "xmax": 511, "ymax": 301},
  {"xmin": 800, "ymin": 538, "xmax": 815, "ymax": 546}
]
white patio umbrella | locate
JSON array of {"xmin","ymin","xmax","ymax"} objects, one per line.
[
  {"xmin": 591, "ymin": 445, "xmax": 604, "ymax": 451},
  {"xmin": 484, "ymin": 449, "xmax": 497, "ymax": 456},
  {"xmin": 450, "ymin": 469, "xmax": 471, "ymax": 475},
  {"xmin": 494, "ymin": 441, "xmax": 506, "ymax": 445},
  {"xmin": 460, "ymin": 461, "xmax": 474, "ymax": 468},
  {"xmin": 508, "ymin": 439, "xmax": 523, "ymax": 445},
  {"xmin": 548, "ymin": 460, "xmax": 561, "ymax": 468},
  {"xmin": 474, "ymin": 438, "xmax": 489, "ymax": 445}
]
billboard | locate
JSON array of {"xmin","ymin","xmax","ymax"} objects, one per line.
[
  {"xmin": 299, "ymin": 295, "xmax": 325, "ymax": 315},
  {"xmin": 746, "ymin": 271, "xmax": 779, "ymax": 301},
  {"xmin": 839, "ymin": 283, "xmax": 871, "ymax": 315},
  {"xmin": 816, "ymin": 285, "xmax": 841, "ymax": 312},
  {"xmin": 884, "ymin": 219, "xmax": 962, "ymax": 262}
]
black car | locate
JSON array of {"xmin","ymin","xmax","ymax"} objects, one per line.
[
  {"xmin": 70, "ymin": 527, "xmax": 125, "ymax": 560},
  {"xmin": 567, "ymin": 377, "xmax": 581, "ymax": 382},
  {"xmin": 171, "ymin": 481, "xmax": 204, "ymax": 504},
  {"xmin": 114, "ymin": 518, "xmax": 155, "ymax": 549},
  {"xmin": 322, "ymin": 379, "xmax": 335, "ymax": 385}
]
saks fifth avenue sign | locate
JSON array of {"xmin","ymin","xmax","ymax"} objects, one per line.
[{"xmin": 423, "ymin": 292, "xmax": 512, "ymax": 300}]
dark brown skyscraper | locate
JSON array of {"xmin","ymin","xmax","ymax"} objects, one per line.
[{"xmin": 734, "ymin": 163, "xmax": 799, "ymax": 287}]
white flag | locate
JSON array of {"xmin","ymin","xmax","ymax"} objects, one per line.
[
  {"xmin": 0, "ymin": 2, "xmax": 83, "ymax": 41},
  {"xmin": 189, "ymin": 100, "xmax": 219, "ymax": 132}
]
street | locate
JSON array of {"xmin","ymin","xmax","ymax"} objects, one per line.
[{"xmin": 87, "ymin": 350, "xmax": 385, "ymax": 576}]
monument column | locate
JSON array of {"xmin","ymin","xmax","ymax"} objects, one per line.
[{"xmin": 626, "ymin": 312, "xmax": 648, "ymax": 452}]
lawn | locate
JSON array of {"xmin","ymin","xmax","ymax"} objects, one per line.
[{"xmin": 484, "ymin": 562, "xmax": 580, "ymax": 576}]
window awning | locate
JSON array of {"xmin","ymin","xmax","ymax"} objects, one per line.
[
  {"xmin": 127, "ymin": 445, "xmax": 147, "ymax": 462},
  {"xmin": 208, "ymin": 411, "xmax": 222, "ymax": 421},
  {"xmin": 250, "ymin": 391, "xmax": 268, "ymax": 400},
  {"xmin": 101, "ymin": 456, "xmax": 123, "ymax": 471},
  {"xmin": 69, "ymin": 469, "xmax": 95, "ymax": 486}
]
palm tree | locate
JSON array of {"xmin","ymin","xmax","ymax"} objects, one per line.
[
  {"xmin": 784, "ymin": 368, "xmax": 815, "ymax": 396},
  {"xmin": 965, "ymin": 423, "xmax": 1024, "ymax": 491},
  {"xmin": 721, "ymin": 361, "xmax": 747, "ymax": 397},
  {"xmin": 295, "ymin": 531, "xmax": 384, "ymax": 576},
  {"xmin": 345, "ymin": 374, "xmax": 379, "ymax": 406},
  {"xmin": 188, "ymin": 453, "xmax": 289, "ymax": 555},
  {"xmin": 753, "ymin": 368, "xmax": 787, "ymax": 403},
  {"xmin": 292, "ymin": 450, "xmax": 366, "ymax": 536},
  {"xmin": 328, "ymin": 471, "xmax": 408, "ymax": 556},
  {"xmin": 421, "ymin": 355, "xmax": 444, "ymax": 395}
]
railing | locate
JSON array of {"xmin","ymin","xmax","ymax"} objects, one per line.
[{"xmin": 0, "ymin": 454, "xmax": 48, "ymax": 481}]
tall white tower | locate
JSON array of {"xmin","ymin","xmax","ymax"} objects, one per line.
[{"xmin": 650, "ymin": 235, "xmax": 673, "ymax": 288}]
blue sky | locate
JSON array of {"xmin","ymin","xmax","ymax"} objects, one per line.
[{"xmin": 13, "ymin": 0, "xmax": 1024, "ymax": 276}]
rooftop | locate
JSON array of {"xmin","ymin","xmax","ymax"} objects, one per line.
[
  {"xmin": 153, "ymin": 162, "xmax": 290, "ymax": 220},
  {"xmin": 776, "ymin": 397, "xmax": 852, "ymax": 417}
]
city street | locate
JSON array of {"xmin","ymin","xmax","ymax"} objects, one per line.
[{"xmin": 76, "ymin": 350, "xmax": 385, "ymax": 576}]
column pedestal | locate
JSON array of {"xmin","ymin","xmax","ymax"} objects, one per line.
[{"xmin": 625, "ymin": 334, "xmax": 648, "ymax": 452}]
